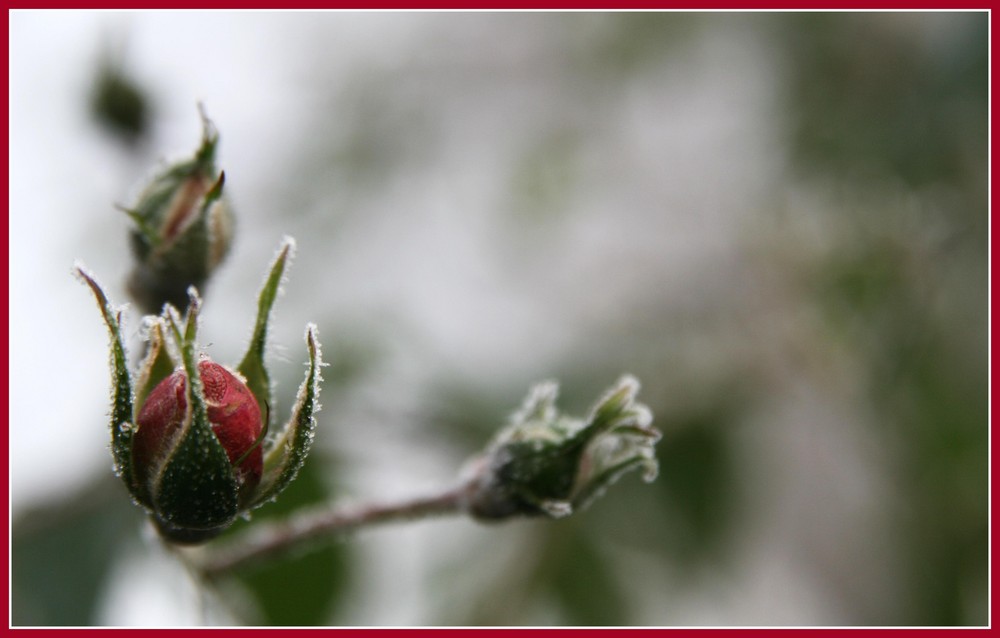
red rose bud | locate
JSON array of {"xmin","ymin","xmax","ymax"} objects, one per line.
[
  {"xmin": 133, "ymin": 360, "xmax": 264, "ymax": 506},
  {"xmin": 79, "ymin": 238, "xmax": 322, "ymax": 545}
]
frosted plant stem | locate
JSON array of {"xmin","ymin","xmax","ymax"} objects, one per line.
[{"xmin": 198, "ymin": 483, "xmax": 471, "ymax": 578}]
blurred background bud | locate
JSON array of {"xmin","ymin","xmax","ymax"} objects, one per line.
[
  {"xmin": 89, "ymin": 36, "xmax": 151, "ymax": 146},
  {"xmin": 124, "ymin": 112, "xmax": 234, "ymax": 314}
]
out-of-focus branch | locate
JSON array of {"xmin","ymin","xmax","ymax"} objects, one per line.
[{"xmin": 198, "ymin": 483, "xmax": 471, "ymax": 578}]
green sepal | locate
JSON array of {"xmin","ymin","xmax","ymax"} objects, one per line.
[
  {"xmin": 249, "ymin": 324, "xmax": 323, "ymax": 509},
  {"xmin": 75, "ymin": 267, "xmax": 136, "ymax": 497},
  {"xmin": 191, "ymin": 108, "xmax": 219, "ymax": 173},
  {"xmin": 151, "ymin": 292, "xmax": 238, "ymax": 535},
  {"xmin": 150, "ymin": 195, "xmax": 218, "ymax": 294},
  {"xmin": 120, "ymin": 205, "xmax": 160, "ymax": 252},
  {"xmin": 569, "ymin": 440, "xmax": 659, "ymax": 512},
  {"xmin": 134, "ymin": 318, "xmax": 175, "ymax": 414},
  {"xmin": 565, "ymin": 375, "xmax": 659, "ymax": 510},
  {"xmin": 203, "ymin": 171, "xmax": 225, "ymax": 209},
  {"xmin": 495, "ymin": 418, "xmax": 588, "ymax": 512},
  {"xmin": 125, "ymin": 156, "xmax": 216, "ymax": 258},
  {"xmin": 581, "ymin": 376, "xmax": 648, "ymax": 439},
  {"xmin": 237, "ymin": 238, "xmax": 294, "ymax": 428}
]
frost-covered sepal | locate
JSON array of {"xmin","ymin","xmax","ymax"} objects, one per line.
[
  {"xmin": 125, "ymin": 109, "xmax": 234, "ymax": 314},
  {"xmin": 237, "ymin": 237, "xmax": 295, "ymax": 426},
  {"xmin": 248, "ymin": 324, "xmax": 323, "ymax": 509},
  {"xmin": 75, "ymin": 266, "xmax": 137, "ymax": 502},
  {"xmin": 462, "ymin": 375, "xmax": 660, "ymax": 520}
]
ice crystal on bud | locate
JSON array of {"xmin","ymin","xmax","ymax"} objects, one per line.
[
  {"xmin": 77, "ymin": 238, "xmax": 322, "ymax": 544},
  {"xmin": 462, "ymin": 375, "xmax": 660, "ymax": 521}
]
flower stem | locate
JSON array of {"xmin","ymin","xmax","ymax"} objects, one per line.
[{"xmin": 198, "ymin": 483, "xmax": 471, "ymax": 578}]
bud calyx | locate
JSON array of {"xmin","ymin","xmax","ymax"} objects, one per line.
[{"xmin": 462, "ymin": 375, "xmax": 660, "ymax": 520}]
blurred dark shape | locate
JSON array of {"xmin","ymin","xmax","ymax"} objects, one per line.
[
  {"xmin": 221, "ymin": 458, "xmax": 354, "ymax": 625},
  {"xmin": 573, "ymin": 12, "xmax": 702, "ymax": 78},
  {"xmin": 12, "ymin": 475, "xmax": 141, "ymax": 625},
  {"xmin": 653, "ymin": 405, "xmax": 738, "ymax": 567},
  {"xmin": 781, "ymin": 12, "xmax": 987, "ymax": 625},
  {"xmin": 90, "ymin": 44, "xmax": 152, "ymax": 146},
  {"xmin": 781, "ymin": 12, "xmax": 987, "ymax": 192}
]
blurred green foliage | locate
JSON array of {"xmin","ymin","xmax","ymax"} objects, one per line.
[
  {"xmin": 12, "ymin": 476, "xmax": 142, "ymax": 625},
  {"xmin": 780, "ymin": 12, "xmax": 987, "ymax": 626},
  {"xmin": 220, "ymin": 457, "xmax": 353, "ymax": 625},
  {"xmin": 782, "ymin": 12, "xmax": 987, "ymax": 192}
]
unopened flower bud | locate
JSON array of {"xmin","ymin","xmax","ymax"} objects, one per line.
[
  {"xmin": 133, "ymin": 360, "xmax": 264, "ymax": 511},
  {"xmin": 124, "ymin": 109, "xmax": 234, "ymax": 314},
  {"xmin": 463, "ymin": 375, "xmax": 660, "ymax": 520},
  {"xmin": 77, "ymin": 238, "xmax": 323, "ymax": 545}
]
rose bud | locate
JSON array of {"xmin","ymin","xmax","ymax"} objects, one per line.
[
  {"xmin": 77, "ymin": 238, "xmax": 323, "ymax": 545},
  {"xmin": 124, "ymin": 108, "xmax": 234, "ymax": 315},
  {"xmin": 132, "ymin": 360, "xmax": 265, "ymax": 508}
]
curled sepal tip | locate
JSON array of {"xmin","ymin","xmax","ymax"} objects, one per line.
[{"xmin": 248, "ymin": 323, "xmax": 323, "ymax": 509}]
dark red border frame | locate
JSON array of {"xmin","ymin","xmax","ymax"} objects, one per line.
[{"xmin": 3, "ymin": 3, "xmax": 994, "ymax": 634}]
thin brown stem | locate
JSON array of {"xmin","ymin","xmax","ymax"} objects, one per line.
[{"xmin": 198, "ymin": 483, "xmax": 471, "ymax": 578}]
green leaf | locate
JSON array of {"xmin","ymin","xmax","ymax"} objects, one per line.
[
  {"xmin": 238, "ymin": 239, "xmax": 295, "ymax": 428},
  {"xmin": 250, "ymin": 324, "xmax": 323, "ymax": 509},
  {"xmin": 76, "ymin": 266, "xmax": 135, "ymax": 493},
  {"xmin": 152, "ymin": 294, "xmax": 238, "ymax": 538}
]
